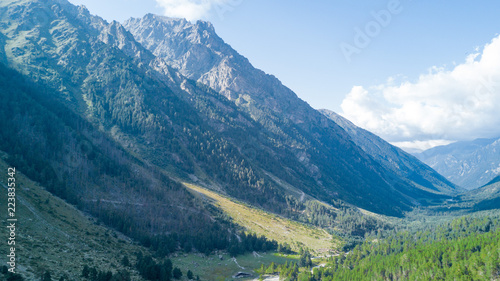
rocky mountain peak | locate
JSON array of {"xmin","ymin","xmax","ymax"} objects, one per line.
[
  {"xmin": 123, "ymin": 13, "xmax": 309, "ymax": 117},
  {"xmin": 194, "ymin": 19, "xmax": 215, "ymax": 33},
  {"xmin": 98, "ymin": 19, "xmax": 155, "ymax": 62}
]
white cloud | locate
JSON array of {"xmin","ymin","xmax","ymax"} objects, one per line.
[
  {"xmin": 154, "ymin": 0, "xmax": 241, "ymax": 20},
  {"xmin": 341, "ymin": 34, "xmax": 500, "ymax": 150}
]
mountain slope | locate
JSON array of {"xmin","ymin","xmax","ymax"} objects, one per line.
[
  {"xmin": 0, "ymin": 156, "xmax": 150, "ymax": 280},
  {"xmin": 468, "ymin": 176, "xmax": 500, "ymax": 211},
  {"xmin": 0, "ymin": 58, "xmax": 227, "ymax": 248},
  {"xmin": 183, "ymin": 182, "xmax": 334, "ymax": 253},
  {"xmin": 319, "ymin": 109, "xmax": 457, "ymax": 194},
  {"xmin": 416, "ymin": 137, "xmax": 500, "ymax": 189},
  {"xmin": 0, "ymin": 0, "xmax": 399, "ymax": 254},
  {"xmin": 124, "ymin": 14, "xmax": 458, "ymax": 213}
]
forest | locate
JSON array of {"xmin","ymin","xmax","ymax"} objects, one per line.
[{"xmin": 256, "ymin": 212, "xmax": 500, "ymax": 281}]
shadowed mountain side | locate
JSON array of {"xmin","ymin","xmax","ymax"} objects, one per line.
[{"xmin": 319, "ymin": 109, "xmax": 458, "ymax": 195}]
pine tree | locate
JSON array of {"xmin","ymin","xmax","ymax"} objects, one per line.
[
  {"xmin": 82, "ymin": 265, "xmax": 90, "ymax": 278},
  {"xmin": 173, "ymin": 267, "xmax": 182, "ymax": 280},
  {"xmin": 121, "ymin": 256, "xmax": 130, "ymax": 267},
  {"xmin": 41, "ymin": 271, "xmax": 52, "ymax": 281}
]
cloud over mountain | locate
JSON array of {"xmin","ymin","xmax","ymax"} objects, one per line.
[
  {"xmin": 341, "ymin": 35, "xmax": 500, "ymax": 151},
  {"xmin": 154, "ymin": 0, "xmax": 240, "ymax": 20}
]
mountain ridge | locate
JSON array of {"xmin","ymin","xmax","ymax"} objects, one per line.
[{"xmin": 0, "ymin": 0, "xmax": 461, "ymax": 221}]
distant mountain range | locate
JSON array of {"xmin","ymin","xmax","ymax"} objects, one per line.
[{"xmin": 416, "ymin": 137, "xmax": 500, "ymax": 189}]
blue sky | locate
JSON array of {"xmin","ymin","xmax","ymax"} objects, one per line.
[{"xmin": 68, "ymin": 0, "xmax": 500, "ymax": 151}]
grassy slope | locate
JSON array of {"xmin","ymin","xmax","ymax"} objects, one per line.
[
  {"xmin": 183, "ymin": 183, "xmax": 334, "ymax": 254},
  {"xmin": 0, "ymin": 154, "xmax": 149, "ymax": 280}
]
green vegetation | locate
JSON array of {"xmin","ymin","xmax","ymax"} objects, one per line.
[
  {"xmin": 0, "ymin": 157, "xmax": 147, "ymax": 280},
  {"xmin": 320, "ymin": 214, "xmax": 500, "ymax": 281},
  {"xmin": 254, "ymin": 250, "xmax": 313, "ymax": 280},
  {"xmin": 256, "ymin": 212, "xmax": 500, "ymax": 280},
  {"xmin": 134, "ymin": 252, "xmax": 173, "ymax": 281},
  {"xmin": 184, "ymin": 183, "xmax": 334, "ymax": 253}
]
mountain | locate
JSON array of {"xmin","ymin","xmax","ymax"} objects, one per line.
[
  {"xmin": 124, "ymin": 14, "xmax": 457, "ymax": 206},
  {"xmin": 0, "ymin": 0, "xmax": 460, "ymax": 228},
  {"xmin": 319, "ymin": 109, "xmax": 458, "ymax": 194},
  {"xmin": 416, "ymin": 137, "xmax": 500, "ymax": 189},
  {"xmin": 470, "ymin": 175, "xmax": 500, "ymax": 211},
  {"xmin": 434, "ymin": 175, "xmax": 500, "ymax": 214}
]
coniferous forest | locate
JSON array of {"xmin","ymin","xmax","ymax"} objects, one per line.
[{"xmin": 255, "ymin": 213, "xmax": 500, "ymax": 281}]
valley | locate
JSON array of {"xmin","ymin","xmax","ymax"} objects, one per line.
[{"xmin": 0, "ymin": 0, "xmax": 499, "ymax": 280}]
